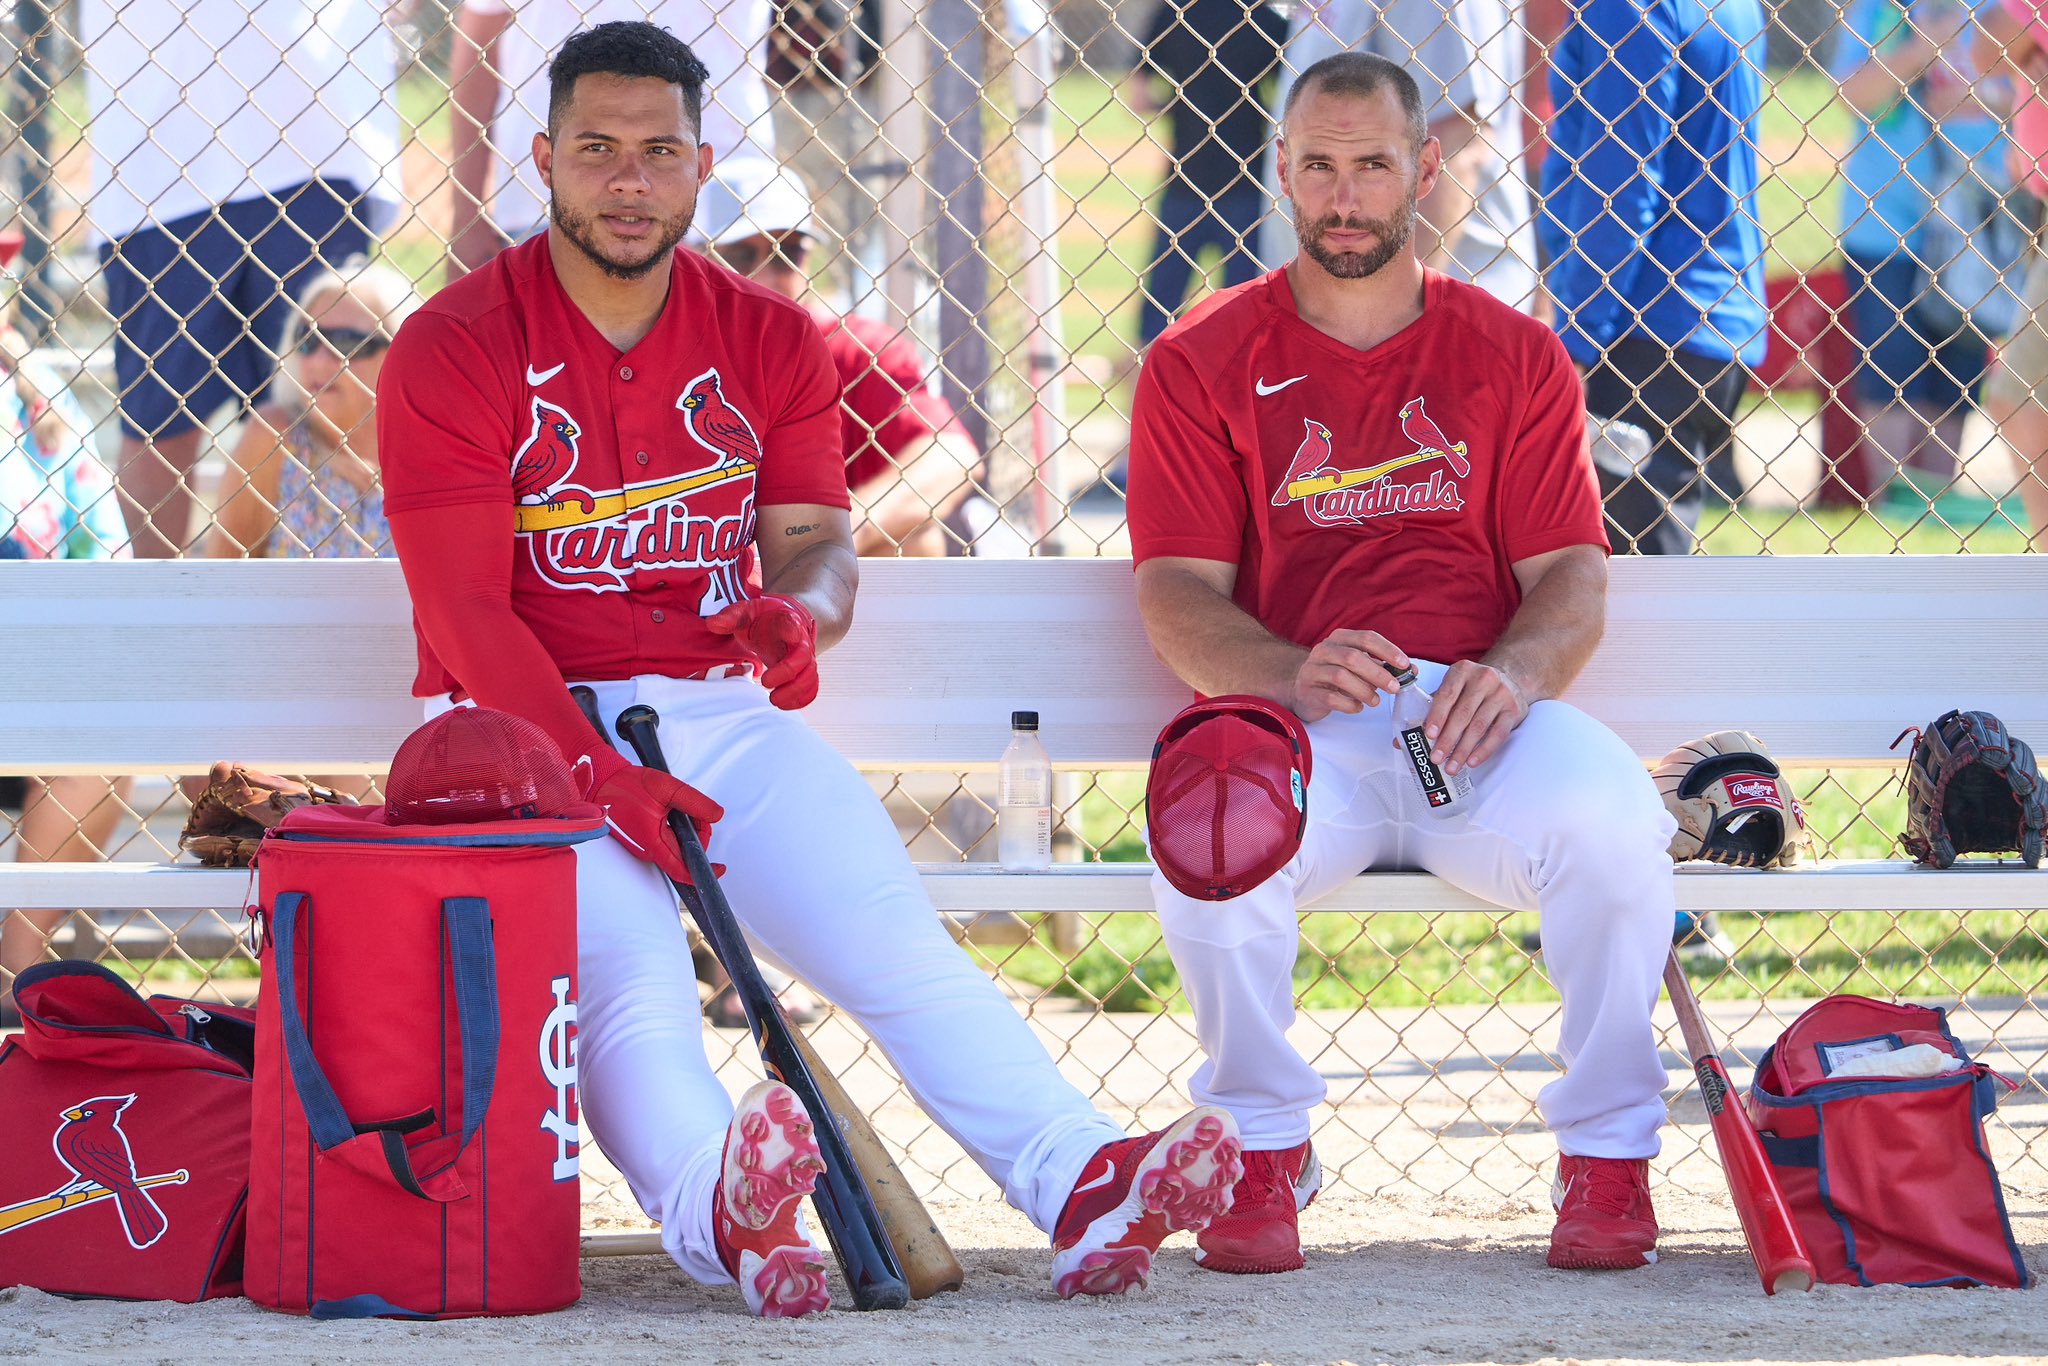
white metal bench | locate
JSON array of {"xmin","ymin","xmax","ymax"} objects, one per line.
[{"xmin": 5, "ymin": 555, "xmax": 2048, "ymax": 917}]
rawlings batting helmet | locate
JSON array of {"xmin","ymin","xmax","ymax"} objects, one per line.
[
  {"xmin": 385, "ymin": 708, "xmax": 580, "ymax": 825},
  {"xmin": 1146, "ymin": 696, "xmax": 1312, "ymax": 901}
]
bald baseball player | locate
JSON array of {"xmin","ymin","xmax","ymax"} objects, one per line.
[
  {"xmin": 1127, "ymin": 52, "xmax": 1678, "ymax": 1276},
  {"xmin": 376, "ymin": 22, "xmax": 1242, "ymax": 1318}
]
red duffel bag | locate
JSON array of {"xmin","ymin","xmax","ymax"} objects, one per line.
[
  {"xmin": 244, "ymin": 793, "xmax": 605, "ymax": 1320},
  {"xmin": 1747, "ymin": 995, "xmax": 2032, "ymax": 1289},
  {"xmin": 0, "ymin": 961, "xmax": 255, "ymax": 1301}
]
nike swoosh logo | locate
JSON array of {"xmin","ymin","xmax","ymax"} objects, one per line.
[
  {"xmin": 1070, "ymin": 1164, "xmax": 1117, "ymax": 1198},
  {"xmin": 1255, "ymin": 375, "xmax": 1306, "ymax": 396},
  {"xmin": 526, "ymin": 361, "xmax": 566, "ymax": 386}
]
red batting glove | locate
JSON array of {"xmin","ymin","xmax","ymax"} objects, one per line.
[
  {"xmin": 589, "ymin": 762, "xmax": 724, "ymax": 886},
  {"xmin": 706, "ymin": 594, "xmax": 820, "ymax": 710}
]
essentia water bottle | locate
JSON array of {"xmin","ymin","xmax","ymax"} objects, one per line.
[
  {"xmin": 1390, "ymin": 666, "xmax": 1473, "ymax": 817},
  {"xmin": 997, "ymin": 710, "xmax": 1053, "ymax": 870}
]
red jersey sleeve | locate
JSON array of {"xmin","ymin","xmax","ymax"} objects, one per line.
[
  {"xmin": 376, "ymin": 311, "xmax": 518, "ymax": 513},
  {"xmin": 1127, "ymin": 339, "xmax": 1249, "ymax": 565},
  {"xmin": 754, "ymin": 315, "xmax": 851, "ymax": 510},
  {"xmin": 1498, "ymin": 332, "xmax": 1610, "ymax": 563},
  {"xmin": 847, "ymin": 332, "xmax": 955, "ymax": 475}
]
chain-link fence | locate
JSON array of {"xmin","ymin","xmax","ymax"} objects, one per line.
[{"xmin": 3, "ymin": 0, "xmax": 2045, "ymax": 1234}]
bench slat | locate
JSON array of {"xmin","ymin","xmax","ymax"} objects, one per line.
[
  {"xmin": 4, "ymin": 556, "xmax": 2043, "ymax": 773},
  {"xmin": 12, "ymin": 861, "xmax": 2045, "ymax": 914}
]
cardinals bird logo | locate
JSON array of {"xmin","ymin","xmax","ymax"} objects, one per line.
[
  {"xmin": 1271, "ymin": 396, "xmax": 1471, "ymax": 524},
  {"xmin": 22, "ymin": 1095, "xmax": 177, "ymax": 1249},
  {"xmin": 677, "ymin": 369, "xmax": 764, "ymax": 468},
  {"xmin": 512, "ymin": 397, "xmax": 597, "ymax": 513}
]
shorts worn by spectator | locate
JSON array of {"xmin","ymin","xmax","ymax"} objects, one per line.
[
  {"xmin": 79, "ymin": 0, "xmax": 400, "ymax": 558},
  {"xmin": 1977, "ymin": 0, "xmax": 2048, "ymax": 544},
  {"xmin": 1539, "ymin": 0, "xmax": 1767, "ymax": 555},
  {"xmin": 1127, "ymin": 52, "xmax": 1675, "ymax": 1276}
]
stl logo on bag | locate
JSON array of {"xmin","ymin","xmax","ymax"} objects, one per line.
[
  {"xmin": 0, "ymin": 1094, "xmax": 189, "ymax": 1248},
  {"xmin": 539, "ymin": 976, "xmax": 579, "ymax": 1182}
]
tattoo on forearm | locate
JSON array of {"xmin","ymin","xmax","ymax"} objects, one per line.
[{"xmin": 784, "ymin": 523, "xmax": 821, "ymax": 537}]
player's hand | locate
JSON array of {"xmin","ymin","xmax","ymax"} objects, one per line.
[
  {"xmin": 590, "ymin": 763, "xmax": 724, "ymax": 886},
  {"xmin": 1422, "ymin": 661, "xmax": 1531, "ymax": 776},
  {"xmin": 707, "ymin": 594, "xmax": 820, "ymax": 710},
  {"xmin": 1290, "ymin": 629, "xmax": 1410, "ymax": 724}
]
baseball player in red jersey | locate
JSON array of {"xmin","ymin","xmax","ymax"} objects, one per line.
[
  {"xmin": 1127, "ymin": 53, "xmax": 1679, "ymax": 1276},
  {"xmin": 375, "ymin": 22, "xmax": 1241, "ymax": 1317}
]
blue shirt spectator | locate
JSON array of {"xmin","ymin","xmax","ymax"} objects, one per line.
[
  {"xmin": 1539, "ymin": 0, "xmax": 1768, "ymax": 368},
  {"xmin": 0, "ymin": 354, "xmax": 129, "ymax": 562}
]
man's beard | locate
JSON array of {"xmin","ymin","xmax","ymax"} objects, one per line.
[
  {"xmin": 1295, "ymin": 192, "xmax": 1416, "ymax": 280},
  {"xmin": 550, "ymin": 196, "xmax": 694, "ymax": 280}
]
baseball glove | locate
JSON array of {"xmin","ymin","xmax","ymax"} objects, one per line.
[
  {"xmin": 179, "ymin": 762, "xmax": 355, "ymax": 867},
  {"xmin": 1653, "ymin": 730, "xmax": 1810, "ymax": 868},
  {"xmin": 1894, "ymin": 709, "xmax": 2046, "ymax": 869}
]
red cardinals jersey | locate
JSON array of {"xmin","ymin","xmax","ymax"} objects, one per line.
[
  {"xmin": 1128, "ymin": 269, "xmax": 1606, "ymax": 665},
  {"xmin": 814, "ymin": 311, "xmax": 962, "ymax": 490},
  {"xmin": 379, "ymin": 237, "xmax": 847, "ymax": 694}
]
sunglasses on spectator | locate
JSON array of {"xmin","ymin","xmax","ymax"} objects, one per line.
[
  {"xmin": 298, "ymin": 326, "xmax": 391, "ymax": 360},
  {"xmin": 714, "ymin": 232, "xmax": 813, "ymax": 276}
]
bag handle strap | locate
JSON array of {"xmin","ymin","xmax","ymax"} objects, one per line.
[{"xmin": 270, "ymin": 892, "xmax": 499, "ymax": 1202}]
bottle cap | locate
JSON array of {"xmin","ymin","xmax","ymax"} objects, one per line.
[
  {"xmin": 1011, "ymin": 710, "xmax": 1039, "ymax": 731},
  {"xmin": 1390, "ymin": 665, "xmax": 1418, "ymax": 687}
]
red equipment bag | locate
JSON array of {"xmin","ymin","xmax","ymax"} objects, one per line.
[
  {"xmin": 0, "ymin": 961, "xmax": 255, "ymax": 1302},
  {"xmin": 1747, "ymin": 995, "xmax": 2032, "ymax": 1288},
  {"xmin": 245, "ymin": 801, "xmax": 605, "ymax": 1319}
]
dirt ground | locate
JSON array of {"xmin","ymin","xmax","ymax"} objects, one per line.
[
  {"xmin": 4, "ymin": 1187, "xmax": 2044, "ymax": 1366},
  {"xmin": 4, "ymin": 1001, "xmax": 2044, "ymax": 1364}
]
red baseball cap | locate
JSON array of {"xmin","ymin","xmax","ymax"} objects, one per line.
[{"xmin": 1146, "ymin": 696, "xmax": 1312, "ymax": 901}]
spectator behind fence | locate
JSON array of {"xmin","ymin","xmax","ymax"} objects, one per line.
[
  {"xmin": 446, "ymin": 0, "xmax": 778, "ymax": 280},
  {"xmin": 1540, "ymin": 0, "xmax": 1767, "ymax": 555},
  {"xmin": 204, "ymin": 263, "xmax": 419, "ymax": 561},
  {"xmin": 0, "ymin": 326, "xmax": 132, "ymax": 1027},
  {"xmin": 1834, "ymin": 0, "xmax": 2024, "ymax": 499},
  {"xmin": 1128, "ymin": 0, "xmax": 1288, "ymax": 355},
  {"xmin": 1976, "ymin": 1, "xmax": 2048, "ymax": 543},
  {"xmin": 80, "ymin": 0, "xmax": 400, "ymax": 558},
  {"xmin": 766, "ymin": 0, "xmax": 884, "ymax": 307},
  {"xmin": 697, "ymin": 166, "xmax": 988, "ymax": 556},
  {"xmin": 1127, "ymin": 50, "xmax": 1677, "ymax": 1279},
  {"xmin": 1269, "ymin": 0, "xmax": 1539, "ymax": 312}
]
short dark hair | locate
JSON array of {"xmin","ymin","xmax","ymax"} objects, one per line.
[
  {"xmin": 547, "ymin": 21, "xmax": 710, "ymax": 140},
  {"xmin": 1281, "ymin": 52, "xmax": 1427, "ymax": 154}
]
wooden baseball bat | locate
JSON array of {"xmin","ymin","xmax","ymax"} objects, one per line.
[
  {"xmin": 592, "ymin": 695, "xmax": 908, "ymax": 1310},
  {"xmin": 1663, "ymin": 952, "xmax": 1816, "ymax": 1295}
]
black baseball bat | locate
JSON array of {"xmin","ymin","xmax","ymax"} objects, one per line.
[{"xmin": 570, "ymin": 689, "xmax": 908, "ymax": 1312}]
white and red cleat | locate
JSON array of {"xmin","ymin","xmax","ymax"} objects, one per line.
[
  {"xmin": 1050, "ymin": 1107, "xmax": 1243, "ymax": 1298},
  {"xmin": 713, "ymin": 1080, "xmax": 831, "ymax": 1317},
  {"xmin": 1195, "ymin": 1140, "xmax": 1322, "ymax": 1274},
  {"xmin": 1547, "ymin": 1155, "xmax": 1659, "ymax": 1270}
]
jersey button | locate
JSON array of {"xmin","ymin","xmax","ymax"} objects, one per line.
[
  {"xmin": 649, "ymin": 609, "xmax": 666, "ymax": 624},
  {"xmin": 635, "ymin": 450, "xmax": 650, "ymax": 465},
  {"xmin": 619, "ymin": 365, "xmax": 634, "ymax": 381}
]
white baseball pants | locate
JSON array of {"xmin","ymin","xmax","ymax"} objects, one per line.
[
  {"xmin": 432, "ymin": 675, "xmax": 1122, "ymax": 1285},
  {"xmin": 1152, "ymin": 660, "xmax": 1676, "ymax": 1159}
]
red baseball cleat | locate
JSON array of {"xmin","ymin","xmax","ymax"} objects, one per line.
[
  {"xmin": 1051, "ymin": 1107, "xmax": 1243, "ymax": 1298},
  {"xmin": 1195, "ymin": 1140, "xmax": 1321, "ymax": 1274},
  {"xmin": 713, "ymin": 1080, "xmax": 831, "ymax": 1317},
  {"xmin": 1548, "ymin": 1155, "xmax": 1659, "ymax": 1270}
]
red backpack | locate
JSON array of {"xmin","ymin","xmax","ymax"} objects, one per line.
[
  {"xmin": 1747, "ymin": 995, "xmax": 2031, "ymax": 1289},
  {"xmin": 244, "ymin": 801, "xmax": 604, "ymax": 1319},
  {"xmin": 0, "ymin": 962, "xmax": 255, "ymax": 1302}
]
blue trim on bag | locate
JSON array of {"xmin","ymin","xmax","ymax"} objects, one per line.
[
  {"xmin": 309, "ymin": 1293, "xmax": 439, "ymax": 1320},
  {"xmin": 273, "ymin": 827, "xmax": 604, "ymax": 849},
  {"xmin": 1758, "ymin": 1132, "xmax": 1819, "ymax": 1168},
  {"xmin": 271, "ymin": 892, "xmax": 499, "ymax": 1198}
]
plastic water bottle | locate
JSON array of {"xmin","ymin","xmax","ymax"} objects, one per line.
[
  {"xmin": 997, "ymin": 710, "xmax": 1053, "ymax": 871},
  {"xmin": 1390, "ymin": 666, "xmax": 1473, "ymax": 818}
]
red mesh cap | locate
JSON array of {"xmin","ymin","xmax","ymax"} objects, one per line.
[
  {"xmin": 384, "ymin": 708, "xmax": 579, "ymax": 825},
  {"xmin": 1146, "ymin": 696, "xmax": 1312, "ymax": 901}
]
